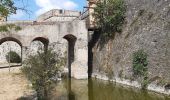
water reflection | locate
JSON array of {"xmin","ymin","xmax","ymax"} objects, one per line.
[
  {"xmin": 67, "ymin": 78, "xmax": 75, "ymax": 100},
  {"xmin": 52, "ymin": 78, "xmax": 170, "ymax": 100},
  {"xmin": 88, "ymin": 79, "xmax": 94, "ymax": 100}
]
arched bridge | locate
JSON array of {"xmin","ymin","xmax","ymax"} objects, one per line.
[{"xmin": 0, "ymin": 20, "xmax": 88, "ymax": 79}]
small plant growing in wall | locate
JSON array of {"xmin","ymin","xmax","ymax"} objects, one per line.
[
  {"xmin": 132, "ymin": 50, "xmax": 148, "ymax": 89},
  {"xmin": 0, "ymin": 24, "xmax": 22, "ymax": 32},
  {"xmin": 93, "ymin": 0, "xmax": 126, "ymax": 37}
]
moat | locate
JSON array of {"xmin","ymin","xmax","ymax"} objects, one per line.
[
  {"xmin": 51, "ymin": 78, "xmax": 170, "ymax": 100},
  {"xmin": 0, "ymin": 0, "xmax": 170, "ymax": 99}
]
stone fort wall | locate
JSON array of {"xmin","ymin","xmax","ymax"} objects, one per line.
[
  {"xmin": 37, "ymin": 9, "xmax": 81, "ymax": 22},
  {"xmin": 91, "ymin": 0, "xmax": 170, "ymax": 84}
]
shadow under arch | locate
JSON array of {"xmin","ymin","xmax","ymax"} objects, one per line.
[
  {"xmin": 63, "ymin": 34, "xmax": 77, "ymax": 78},
  {"xmin": 0, "ymin": 37, "xmax": 22, "ymax": 66},
  {"xmin": 31, "ymin": 37, "xmax": 49, "ymax": 52}
]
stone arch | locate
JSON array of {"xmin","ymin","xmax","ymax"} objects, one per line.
[
  {"xmin": 63, "ymin": 34, "xmax": 77, "ymax": 78},
  {"xmin": 31, "ymin": 37, "xmax": 49, "ymax": 45},
  {"xmin": 0, "ymin": 37, "xmax": 22, "ymax": 47},
  {"xmin": 31, "ymin": 37, "xmax": 49, "ymax": 52},
  {"xmin": 0, "ymin": 37, "xmax": 22, "ymax": 65}
]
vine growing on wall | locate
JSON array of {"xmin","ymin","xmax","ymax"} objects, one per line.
[{"xmin": 93, "ymin": 0, "xmax": 126, "ymax": 37}]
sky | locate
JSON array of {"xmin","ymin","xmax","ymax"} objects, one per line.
[{"xmin": 9, "ymin": 0, "xmax": 87, "ymax": 20}]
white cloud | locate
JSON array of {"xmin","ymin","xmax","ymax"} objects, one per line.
[
  {"xmin": 35, "ymin": 0, "xmax": 78, "ymax": 16},
  {"xmin": 9, "ymin": 10, "xmax": 24, "ymax": 20}
]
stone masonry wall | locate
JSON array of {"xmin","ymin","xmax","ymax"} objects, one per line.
[{"xmin": 92, "ymin": 0, "xmax": 170, "ymax": 85}]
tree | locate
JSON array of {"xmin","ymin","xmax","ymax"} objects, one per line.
[
  {"xmin": 0, "ymin": 0, "xmax": 17, "ymax": 18},
  {"xmin": 93, "ymin": 0, "xmax": 126, "ymax": 37},
  {"xmin": 0, "ymin": 0, "xmax": 30, "ymax": 20},
  {"xmin": 21, "ymin": 49, "xmax": 66, "ymax": 100}
]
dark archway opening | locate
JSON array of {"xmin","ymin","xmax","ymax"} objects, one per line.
[
  {"xmin": 0, "ymin": 37, "xmax": 22, "ymax": 68},
  {"xmin": 63, "ymin": 34, "xmax": 77, "ymax": 78},
  {"xmin": 31, "ymin": 37, "xmax": 49, "ymax": 53}
]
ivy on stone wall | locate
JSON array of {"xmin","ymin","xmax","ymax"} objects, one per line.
[
  {"xmin": 93, "ymin": 0, "xmax": 126, "ymax": 37},
  {"xmin": 0, "ymin": 24, "xmax": 21, "ymax": 32}
]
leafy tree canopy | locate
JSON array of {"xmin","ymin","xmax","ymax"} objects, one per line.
[
  {"xmin": 93, "ymin": 0, "xmax": 126, "ymax": 37},
  {"xmin": 0, "ymin": 0, "xmax": 17, "ymax": 17}
]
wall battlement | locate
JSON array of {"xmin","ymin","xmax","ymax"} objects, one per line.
[{"xmin": 37, "ymin": 9, "xmax": 81, "ymax": 22}]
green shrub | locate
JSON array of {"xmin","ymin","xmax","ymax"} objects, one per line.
[
  {"xmin": 133, "ymin": 50, "xmax": 148, "ymax": 76},
  {"xmin": 93, "ymin": 0, "xmax": 126, "ymax": 37},
  {"xmin": 132, "ymin": 50, "xmax": 148, "ymax": 89},
  {"xmin": 15, "ymin": 26, "xmax": 22, "ymax": 31},
  {"xmin": 6, "ymin": 51, "xmax": 21, "ymax": 63},
  {"xmin": 21, "ymin": 48, "xmax": 65, "ymax": 100},
  {"xmin": 141, "ymin": 76, "xmax": 149, "ymax": 89}
]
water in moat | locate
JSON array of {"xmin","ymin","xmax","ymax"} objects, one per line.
[{"xmin": 50, "ymin": 78, "xmax": 170, "ymax": 100}]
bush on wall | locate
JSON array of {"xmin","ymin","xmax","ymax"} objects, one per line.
[
  {"xmin": 133, "ymin": 50, "xmax": 148, "ymax": 76},
  {"xmin": 0, "ymin": 24, "xmax": 22, "ymax": 32},
  {"xmin": 132, "ymin": 49, "xmax": 148, "ymax": 89}
]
